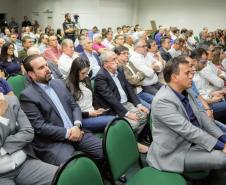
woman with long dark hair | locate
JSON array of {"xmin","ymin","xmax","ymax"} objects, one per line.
[
  {"xmin": 66, "ymin": 57, "xmax": 115, "ymax": 132},
  {"xmin": 0, "ymin": 42, "xmax": 23, "ymax": 77}
]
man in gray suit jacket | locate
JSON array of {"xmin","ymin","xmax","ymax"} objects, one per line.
[
  {"xmin": 147, "ymin": 57, "xmax": 226, "ymax": 173},
  {"xmin": 0, "ymin": 93, "xmax": 57, "ymax": 185}
]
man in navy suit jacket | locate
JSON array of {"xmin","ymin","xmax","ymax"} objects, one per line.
[
  {"xmin": 20, "ymin": 54, "xmax": 103, "ymax": 166},
  {"xmin": 93, "ymin": 50, "xmax": 149, "ymax": 131},
  {"xmin": 80, "ymin": 37, "xmax": 101, "ymax": 79}
]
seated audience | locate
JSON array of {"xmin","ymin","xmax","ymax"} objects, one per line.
[
  {"xmin": 74, "ymin": 34, "xmax": 86, "ymax": 53},
  {"xmin": 0, "ymin": 38, "xmax": 5, "ymax": 55},
  {"xmin": 159, "ymin": 36, "xmax": 172, "ymax": 62},
  {"xmin": 155, "ymin": 26, "xmax": 165, "ymax": 48},
  {"xmin": 66, "ymin": 57, "xmax": 115, "ymax": 132},
  {"xmin": 191, "ymin": 48, "xmax": 226, "ymax": 123},
  {"xmin": 130, "ymin": 39, "xmax": 162, "ymax": 95},
  {"xmin": 147, "ymin": 39, "xmax": 166, "ymax": 83},
  {"xmin": 80, "ymin": 37, "xmax": 101, "ymax": 79},
  {"xmin": 0, "ymin": 42, "xmax": 23, "ymax": 78},
  {"xmin": 0, "ymin": 78, "xmax": 14, "ymax": 95},
  {"xmin": 38, "ymin": 33, "xmax": 49, "ymax": 54},
  {"xmin": 168, "ymin": 38, "xmax": 185, "ymax": 58},
  {"xmin": 102, "ymin": 30, "xmax": 115, "ymax": 50},
  {"xmin": 93, "ymin": 50, "xmax": 149, "ymax": 153},
  {"xmin": 9, "ymin": 33, "xmax": 19, "ymax": 57},
  {"xmin": 147, "ymin": 57, "xmax": 226, "ymax": 176},
  {"xmin": 114, "ymin": 34, "xmax": 125, "ymax": 47},
  {"xmin": 27, "ymin": 46, "xmax": 63, "ymax": 80},
  {"xmin": 18, "ymin": 36, "xmax": 33, "ymax": 60},
  {"xmin": 92, "ymin": 33, "xmax": 106, "ymax": 55},
  {"xmin": 115, "ymin": 45, "xmax": 153, "ymax": 109},
  {"xmin": 58, "ymin": 39, "xmax": 79, "ymax": 78},
  {"xmin": 94, "ymin": 50, "xmax": 149, "ymax": 129},
  {"xmin": 20, "ymin": 54, "xmax": 103, "ymax": 165},
  {"xmin": 0, "ymin": 93, "xmax": 57, "ymax": 185},
  {"xmin": 44, "ymin": 35, "xmax": 62, "ymax": 64},
  {"xmin": 124, "ymin": 34, "xmax": 134, "ymax": 55}
]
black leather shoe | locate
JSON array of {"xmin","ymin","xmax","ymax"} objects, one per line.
[
  {"xmin": 118, "ymin": 174, "xmax": 127, "ymax": 183},
  {"xmin": 139, "ymin": 136, "xmax": 151, "ymax": 146}
]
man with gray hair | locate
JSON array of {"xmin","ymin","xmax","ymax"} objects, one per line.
[
  {"xmin": 168, "ymin": 38, "xmax": 185, "ymax": 58},
  {"xmin": 94, "ymin": 51, "xmax": 148, "ymax": 126},
  {"xmin": 80, "ymin": 37, "xmax": 101, "ymax": 79},
  {"xmin": 130, "ymin": 39, "xmax": 162, "ymax": 95},
  {"xmin": 94, "ymin": 50, "xmax": 149, "ymax": 152}
]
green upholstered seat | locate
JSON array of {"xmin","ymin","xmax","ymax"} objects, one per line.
[
  {"xmin": 52, "ymin": 154, "xmax": 104, "ymax": 185},
  {"xmin": 103, "ymin": 118, "xmax": 187, "ymax": 185},
  {"xmin": 7, "ymin": 74, "xmax": 26, "ymax": 98}
]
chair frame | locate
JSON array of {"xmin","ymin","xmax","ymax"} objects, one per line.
[
  {"xmin": 51, "ymin": 152, "xmax": 104, "ymax": 185},
  {"xmin": 102, "ymin": 117, "xmax": 143, "ymax": 185}
]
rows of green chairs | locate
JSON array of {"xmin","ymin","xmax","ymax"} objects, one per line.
[{"xmin": 53, "ymin": 118, "xmax": 187, "ymax": 185}]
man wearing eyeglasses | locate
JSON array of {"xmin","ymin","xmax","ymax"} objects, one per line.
[
  {"xmin": 191, "ymin": 48, "xmax": 226, "ymax": 124},
  {"xmin": 130, "ymin": 39, "xmax": 162, "ymax": 95}
]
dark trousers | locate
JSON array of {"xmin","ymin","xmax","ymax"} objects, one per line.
[{"xmin": 142, "ymin": 82, "xmax": 163, "ymax": 95}]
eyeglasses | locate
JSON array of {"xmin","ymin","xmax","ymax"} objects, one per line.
[
  {"xmin": 198, "ymin": 60, "xmax": 207, "ymax": 65},
  {"xmin": 120, "ymin": 51, "xmax": 129, "ymax": 55},
  {"xmin": 107, "ymin": 57, "xmax": 118, "ymax": 63},
  {"xmin": 138, "ymin": 45, "xmax": 147, "ymax": 48}
]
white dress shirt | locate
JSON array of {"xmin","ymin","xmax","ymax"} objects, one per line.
[
  {"xmin": 84, "ymin": 51, "xmax": 100, "ymax": 78},
  {"xmin": 130, "ymin": 51, "xmax": 158, "ymax": 86},
  {"xmin": 193, "ymin": 71, "xmax": 216, "ymax": 99},
  {"xmin": 200, "ymin": 61, "xmax": 225, "ymax": 90},
  {"xmin": 109, "ymin": 71, "xmax": 128, "ymax": 103},
  {"xmin": 102, "ymin": 38, "xmax": 115, "ymax": 50},
  {"xmin": 168, "ymin": 46, "xmax": 182, "ymax": 58},
  {"xmin": 58, "ymin": 53, "xmax": 78, "ymax": 79}
]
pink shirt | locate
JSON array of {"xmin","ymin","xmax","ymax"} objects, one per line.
[
  {"xmin": 44, "ymin": 45, "xmax": 62, "ymax": 63},
  {"xmin": 92, "ymin": 43, "xmax": 106, "ymax": 54}
]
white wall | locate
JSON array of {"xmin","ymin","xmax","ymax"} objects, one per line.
[
  {"xmin": 6, "ymin": 0, "xmax": 135, "ymax": 31},
  {"xmin": 137, "ymin": 0, "xmax": 226, "ymax": 34},
  {"xmin": 1, "ymin": 0, "xmax": 225, "ymax": 34}
]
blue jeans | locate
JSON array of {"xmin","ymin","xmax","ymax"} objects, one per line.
[
  {"xmin": 210, "ymin": 101, "xmax": 226, "ymax": 124},
  {"xmin": 137, "ymin": 91, "xmax": 154, "ymax": 109},
  {"xmin": 82, "ymin": 115, "xmax": 115, "ymax": 132}
]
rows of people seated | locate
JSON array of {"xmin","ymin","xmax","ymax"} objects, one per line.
[{"xmin": 1, "ymin": 13, "xmax": 226, "ymax": 185}]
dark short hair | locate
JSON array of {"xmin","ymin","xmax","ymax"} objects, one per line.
[
  {"xmin": 163, "ymin": 56, "xmax": 189, "ymax": 83},
  {"xmin": 114, "ymin": 45, "xmax": 129, "ymax": 55},
  {"xmin": 190, "ymin": 48, "xmax": 208, "ymax": 60},
  {"xmin": 23, "ymin": 54, "xmax": 42, "ymax": 72},
  {"xmin": 160, "ymin": 36, "xmax": 170, "ymax": 46},
  {"xmin": 147, "ymin": 39, "xmax": 156, "ymax": 49},
  {"xmin": 21, "ymin": 36, "xmax": 31, "ymax": 45}
]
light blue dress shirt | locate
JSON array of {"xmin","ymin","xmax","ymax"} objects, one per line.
[{"xmin": 36, "ymin": 82, "xmax": 73, "ymax": 129}]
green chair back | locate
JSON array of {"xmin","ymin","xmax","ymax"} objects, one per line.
[
  {"xmin": 103, "ymin": 118, "xmax": 140, "ymax": 181},
  {"xmin": 7, "ymin": 74, "xmax": 26, "ymax": 98},
  {"xmin": 52, "ymin": 154, "xmax": 104, "ymax": 185}
]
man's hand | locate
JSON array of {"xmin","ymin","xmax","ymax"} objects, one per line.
[
  {"xmin": 89, "ymin": 108, "xmax": 106, "ymax": 117},
  {"xmin": 152, "ymin": 64, "xmax": 161, "ymax": 72},
  {"xmin": 0, "ymin": 93, "xmax": 8, "ymax": 116},
  {"xmin": 138, "ymin": 105, "xmax": 149, "ymax": 114},
  {"xmin": 223, "ymin": 144, "xmax": 226, "ymax": 154},
  {"xmin": 206, "ymin": 109, "xmax": 214, "ymax": 119},
  {"xmin": 126, "ymin": 112, "xmax": 139, "ymax": 121},
  {"xmin": 211, "ymin": 95, "xmax": 223, "ymax": 103},
  {"xmin": 68, "ymin": 126, "xmax": 84, "ymax": 142}
]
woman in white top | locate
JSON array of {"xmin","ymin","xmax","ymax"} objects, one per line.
[{"xmin": 66, "ymin": 57, "xmax": 115, "ymax": 132}]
